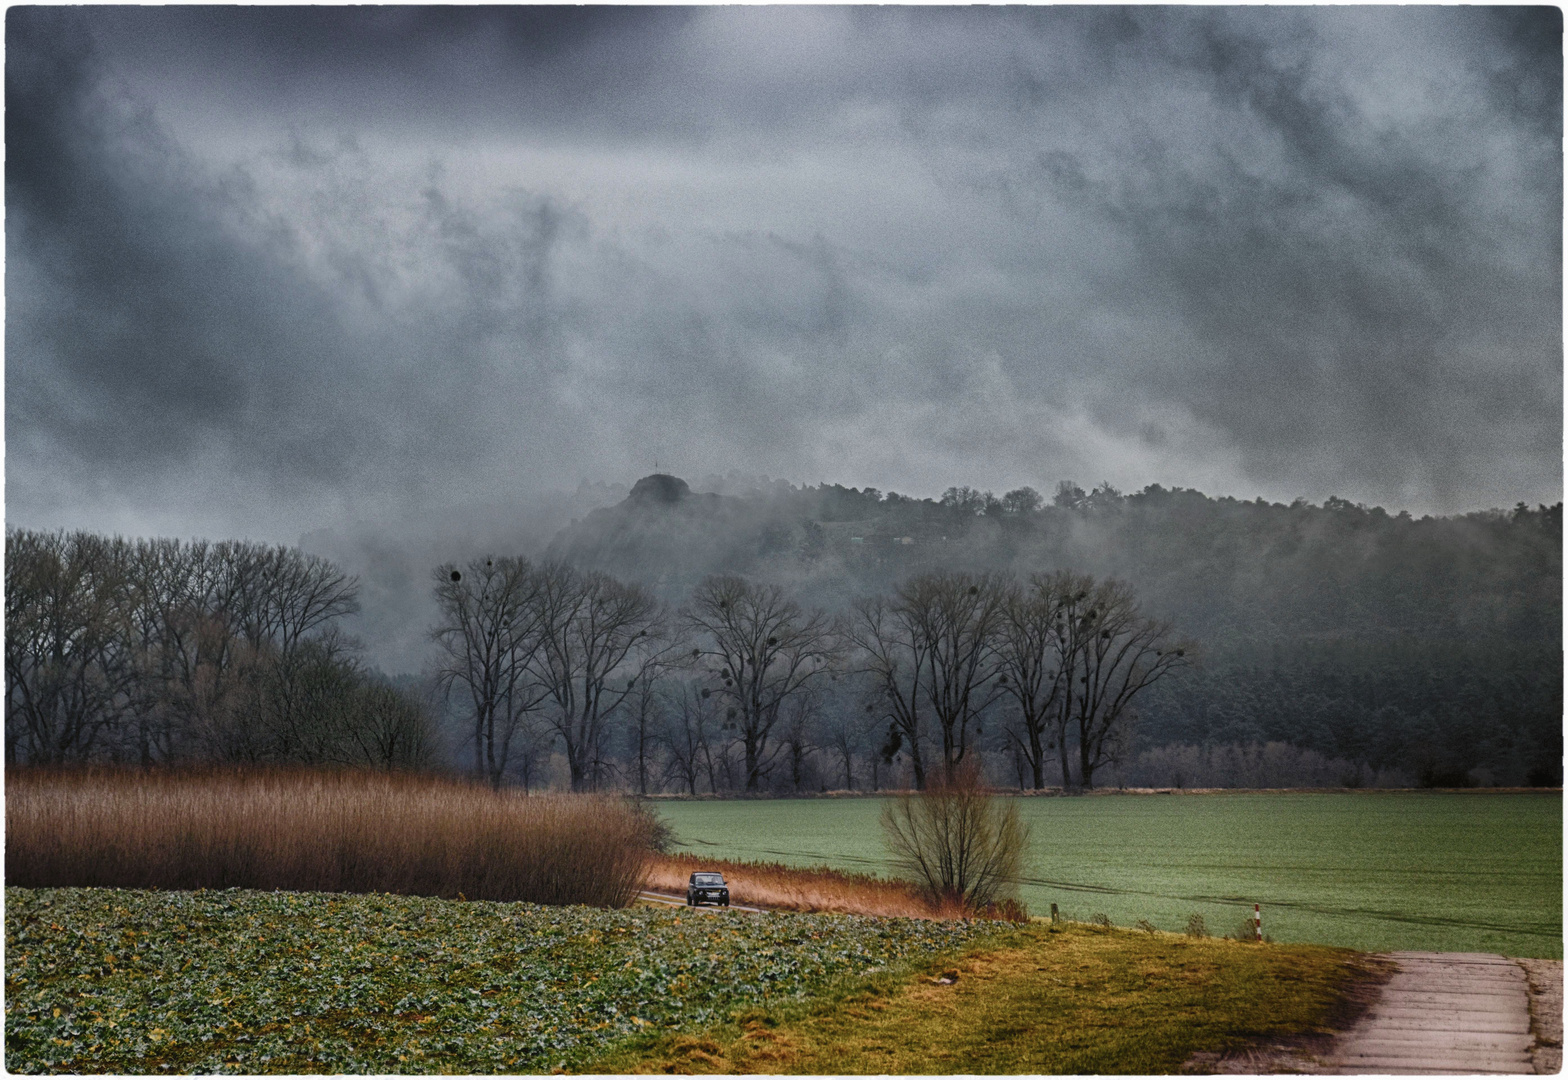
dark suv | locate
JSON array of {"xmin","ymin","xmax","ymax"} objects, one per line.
[{"xmin": 686, "ymin": 871, "xmax": 730, "ymax": 907}]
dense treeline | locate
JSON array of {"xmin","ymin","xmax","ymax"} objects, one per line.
[
  {"xmin": 546, "ymin": 476, "xmax": 1562, "ymax": 788},
  {"xmin": 5, "ymin": 530, "xmax": 437, "ymax": 768},
  {"xmin": 9, "ymin": 473, "xmax": 1561, "ymax": 790}
]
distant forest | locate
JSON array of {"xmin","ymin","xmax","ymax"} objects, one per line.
[
  {"xmin": 551, "ymin": 475, "xmax": 1562, "ymax": 788},
  {"xmin": 7, "ymin": 474, "xmax": 1561, "ymax": 790}
]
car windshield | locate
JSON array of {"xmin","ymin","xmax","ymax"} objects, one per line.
[{"xmin": 693, "ymin": 874, "xmax": 724, "ymax": 886}]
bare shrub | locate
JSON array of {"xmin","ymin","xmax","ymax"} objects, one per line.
[
  {"xmin": 1185, "ymin": 912, "xmax": 1208, "ymax": 938},
  {"xmin": 6, "ymin": 766, "xmax": 654, "ymax": 907},
  {"xmin": 1135, "ymin": 918, "xmax": 1157, "ymax": 934},
  {"xmin": 978, "ymin": 897, "xmax": 1030, "ymax": 923},
  {"xmin": 880, "ymin": 760, "xmax": 1028, "ymax": 913}
]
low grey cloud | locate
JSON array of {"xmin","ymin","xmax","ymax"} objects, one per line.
[{"xmin": 6, "ymin": 6, "xmax": 1560, "ymax": 548}]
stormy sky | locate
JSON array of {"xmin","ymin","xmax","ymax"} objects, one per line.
[{"xmin": 7, "ymin": 6, "xmax": 1562, "ymax": 547}]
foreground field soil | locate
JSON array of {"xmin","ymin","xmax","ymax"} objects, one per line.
[
  {"xmin": 589, "ymin": 922, "xmax": 1376, "ymax": 1074},
  {"xmin": 4, "ymin": 886, "xmax": 993, "ymax": 1074},
  {"xmin": 4, "ymin": 887, "xmax": 1371, "ymax": 1075},
  {"xmin": 655, "ymin": 791, "xmax": 1564, "ymax": 956}
]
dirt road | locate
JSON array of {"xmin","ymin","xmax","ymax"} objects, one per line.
[{"xmin": 636, "ymin": 889, "xmax": 770, "ymax": 914}]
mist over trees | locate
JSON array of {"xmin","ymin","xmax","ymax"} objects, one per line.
[
  {"xmin": 8, "ymin": 471, "xmax": 1561, "ymax": 791},
  {"xmin": 545, "ymin": 474, "xmax": 1561, "ymax": 789}
]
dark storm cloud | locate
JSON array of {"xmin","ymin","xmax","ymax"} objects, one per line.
[
  {"xmin": 5, "ymin": 6, "xmax": 1561, "ymax": 544},
  {"xmin": 9, "ymin": 14, "xmax": 409, "ymax": 477},
  {"xmin": 999, "ymin": 7, "xmax": 1562, "ymax": 507}
]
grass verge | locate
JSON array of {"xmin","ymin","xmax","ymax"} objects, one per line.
[{"xmin": 587, "ymin": 922, "xmax": 1379, "ymax": 1074}]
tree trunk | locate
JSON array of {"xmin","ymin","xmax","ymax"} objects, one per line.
[
  {"xmin": 744, "ymin": 734, "xmax": 761, "ymax": 792},
  {"xmin": 636, "ymin": 722, "xmax": 649, "ymax": 796},
  {"xmin": 473, "ymin": 706, "xmax": 485, "ymax": 784},
  {"xmin": 569, "ymin": 755, "xmax": 589, "ymax": 792},
  {"xmin": 485, "ymin": 713, "xmax": 501, "ymax": 789}
]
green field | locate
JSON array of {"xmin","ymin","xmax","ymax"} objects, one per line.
[{"xmin": 654, "ymin": 791, "xmax": 1563, "ymax": 958}]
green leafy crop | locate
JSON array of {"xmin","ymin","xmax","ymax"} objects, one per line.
[{"xmin": 6, "ymin": 887, "xmax": 1001, "ymax": 1074}]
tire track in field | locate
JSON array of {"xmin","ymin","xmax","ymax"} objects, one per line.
[{"xmin": 676, "ymin": 839, "xmax": 1560, "ymax": 941}]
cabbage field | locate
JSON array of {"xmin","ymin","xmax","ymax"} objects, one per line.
[
  {"xmin": 655, "ymin": 790, "xmax": 1562, "ymax": 957},
  {"xmin": 4, "ymin": 886, "xmax": 1001, "ymax": 1074}
]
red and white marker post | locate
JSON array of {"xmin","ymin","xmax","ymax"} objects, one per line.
[{"xmin": 1254, "ymin": 903, "xmax": 1262, "ymax": 942}]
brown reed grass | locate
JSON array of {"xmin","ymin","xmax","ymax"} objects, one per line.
[
  {"xmin": 645, "ymin": 852, "xmax": 972, "ymax": 920},
  {"xmin": 5, "ymin": 767, "xmax": 653, "ymax": 908}
]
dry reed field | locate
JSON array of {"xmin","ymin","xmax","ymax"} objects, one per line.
[
  {"xmin": 646, "ymin": 852, "xmax": 972, "ymax": 919},
  {"xmin": 5, "ymin": 767, "xmax": 653, "ymax": 907}
]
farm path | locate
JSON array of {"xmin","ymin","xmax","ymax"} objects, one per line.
[
  {"xmin": 636, "ymin": 889, "xmax": 769, "ymax": 914},
  {"xmin": 1322, "ymin": 952, "xmax": 1540, "ymax": 1074}
]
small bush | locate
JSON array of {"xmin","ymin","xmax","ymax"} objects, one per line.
[
  {"xmin": 1231, "ymin": 911, "xmax": 1262, "ymax": 942},
  {"xmin": 6, "ymin": 766, "xmax": 654, "ymax": 907},
  {"xmin": 881, "ymin": 760, "xmax": 1029, "ymax": 914},
  {"xmin": 1090, "ymin": 912, "xmax": 1113, "ymax": 929},
  {"xmin": 630, "ymin": 799, "xmax": 678, "ymax": 854},
  {"xmin": 1135, "ymin": 918, "xmax": 1157, "ymax": 934},
  {"xmin": 1184, "ymin": 912, "xmax": 1208, "ymax": 938}
]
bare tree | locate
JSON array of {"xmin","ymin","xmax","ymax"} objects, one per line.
[
  {"xmin": 1065, "ymin": 578, "xmax": 1191, "ymax": 789},
  {"xmin": 994, "ymin": 575, "xmax": 1068, "ymax": 790},
  {"xmin": 127, "ymin": 539, "xmax": 253, "ymax": 763},
  {"xmin": 124, "ymin": 539, "xmax": 358, "ymax": 764},
  {"xmin": 778, "ymin": 684, "xmax": 822, "ymax": 792},
  {"xmin": 847, "ymin": 593, "xmax": 934, "ymax": 789},
  {"xmin": 660, "ymin": 678, "xmax": 717, "ymax": 796},
  {"xmin": 682, "ymin": 575, "xmax": 840, "ymax": 792},
  {"xmin": 431, "ymin": 556, "xmax": 544, "ymax": 788},
  {"xmin": 239, "ymin": 629, "xmax": 371, "ymax": 765},
  {"xmin": 531, "ymin": 563, "xmax": 663, "ymax": 792},
  {"xmin": 347, "ymin": 681, "xmax": 440, "ymax": 769},
  {"xmin": 849, "ymin": 571, "xmax": 1007, "ymax": 787},
  {"xmin": 5, "ymin": 531, "xmax": 136, "ymax": 763},
  {"xmin": 904, "ymin": 571, "xmax": 1007, "ymax": 776},
  {"xmin": 120, "ymin": 538, "xmax": 186, "ymax": 764},
  {"xmin": 226, "ymin": 542, "xmax": 359, "ymax": 657},
  {"xmin": 623, "ymin": 647, "xmax": 682, "ymax": 795},
  {"xmin": 818, "ymin": 675, "xmax": 870, "ymax": 791}
]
